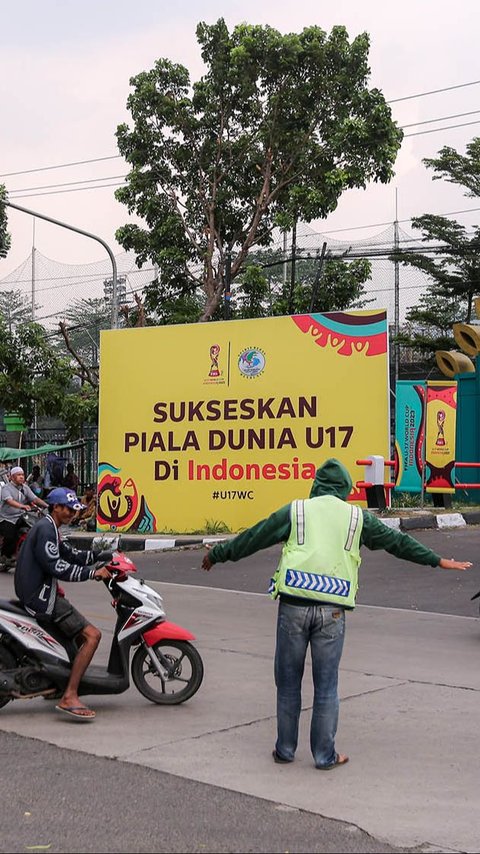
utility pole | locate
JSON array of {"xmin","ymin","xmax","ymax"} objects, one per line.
[
  {"xmin": 282, "ymin": 229, "xmax": 288, "ymax": 295},
  {"xmin": 288, "ymin": 218, "xmax": 297, "ymax": 313},
  {"xmin": 31, "ymin": 217, "xmax": 36, "ymax": 321},
  {"xmin": 309, "ymin": 242, "xmax": 327, "ymax": 312},
  {"xmin": 6, "ymin": 201, "xmax": 120, "ymax": 329},
  {"xmin": 224, "ymin": 251, "xmax": 232, "ymax": 320},
  {"xmin": 393, "ymin": 189, "xmax": 400, "ymax": 383}
]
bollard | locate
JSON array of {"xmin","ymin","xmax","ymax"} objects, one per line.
[{"xmin": 365, "ymin": 455, "xmax": 387, "ymax": 511}]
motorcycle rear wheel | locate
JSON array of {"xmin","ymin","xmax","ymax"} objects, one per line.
[
  {"xmin": 132, "ymin": 640, "xmax": 204, "ymax": 705},
  {"xmin": 0, "ymin": 638, "xmax": 17, "ymax": 708}
]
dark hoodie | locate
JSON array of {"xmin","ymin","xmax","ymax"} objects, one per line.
[
  {"xmin": 309, "ymin": 458, "xmax": 352, "ymax": 500},
  {"xmin": 207, "ymin": 457, "xmax": 441, "ymax": 569}
]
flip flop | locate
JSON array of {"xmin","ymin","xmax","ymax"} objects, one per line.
[
  {"xmin": 55, "ymin": 704, "xmax": 96, "ymax": 721},
  {"xmin": 316, "ymin": 753, "xmax": 349, "ymax": 770}
]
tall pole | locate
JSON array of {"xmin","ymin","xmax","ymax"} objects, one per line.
[
  {"xmin": 394, "ymin": 189, "xmax": 400, "ymax": 383},
  {"xmin": 6, "ymin": 201, "xmax": 119, "ymax": 329},
  {"xmin": 32, "ymin": 217, "xmax": 38, "ymax": 438},
  {"xmin": 224, "ymin": 251, "xmax": 232, "ymax": 320},
  {"xmin": 282, "ymin": 229, "xmax": 288, "ymax": 294},
  {"xmin": 288, "ymin": 218, "xmax": 297, "ymax": 314},
  {"xmin": 309, "ymin": 241, "xmax": 327, "ymax": 312},
  {"xmin": 31, "ymin": 217, "xmax": 36, "ymax": 321}
]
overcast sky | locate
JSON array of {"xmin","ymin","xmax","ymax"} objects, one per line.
[{"xmin": 2, "ymin": 0, "xmax": 480, "ymax": 282}]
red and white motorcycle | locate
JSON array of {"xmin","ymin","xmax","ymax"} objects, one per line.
[{"xmin": 0, "ymin": 552, "xmax": 203, "ymax": 707}]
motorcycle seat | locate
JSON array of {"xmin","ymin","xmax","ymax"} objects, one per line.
[{"xmin": 0, "ymin": 598, "xmax": 28, "ymax": 616}]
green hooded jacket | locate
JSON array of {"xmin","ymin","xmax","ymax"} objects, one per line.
[{"xmin": 207, "ymin": 458, "xmax": 441, "ymax": 573}]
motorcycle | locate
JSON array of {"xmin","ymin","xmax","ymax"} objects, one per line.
[
  {"xmin": 0, "ymin": 551, "xmax": 204, "ymax": 707},
  {"xmin": 0, "ymin": 508, "xmax": 45, "ymax": 573}
]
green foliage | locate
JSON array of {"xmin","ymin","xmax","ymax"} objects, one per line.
[
  {"xmin": 201, "ymin": 519, "xmax": 231, "ymax": 535},
  {"xmin": 0, "ymin": 290, "xmax": 34, "ymax": 333},
  {"xmin": 396, "ymin": 289, "xmax": 463, "ymax": 360},
  {"xmin": 423, "ymin": 137, "xmax": 480, "ymax": 197},
  {"xmin": 231, "ymin": 250, "xmax": 372, "ymax": 319},
  {"xmin": 60, "ymin": 297, "xmax": 112, "ymax": 368},
  {"xmin": 395, "ymin": 138, "xmax": 480, "ymax": 359},
  {"xmin": 60, "ymin": 384, "xmax": 99, "ymax": 439},
  {"xmin": 0, "ymin": 186, "xmax": 11, "ymax": 259},
  {"xmin": 0, "ymin": 318, "xmax": 72, "ymax": 425},
  {"xmin": 115, "ymin": 19, "xmax": 401, "ymax": 321}
]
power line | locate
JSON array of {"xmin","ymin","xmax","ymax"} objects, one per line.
[
  {"xmin": 9, "ymin": 181, "xmax": 125, "ymax": 200},
  {"xmin": 404, "ymin": 118, "xmax": 480, "ymax": 138},
  {"xmin": 6, "ymin": 110, "xmax": 479, "ymax": 196},
  {"xmin": 8, "ymin": 175, "xmax": 126, "ymax": 194},
  {"xmin": 402, "ymin": 109, "xmax": 480, "ymax": 129},
  {"xmin": 3, "ymin": 79, "xmax": 480, "ymax": 180},
  {"xmin": 0, "ymin": 155, "xmax": 121, "ymax": 178},
  {"xmin": 7, "ymin": 113, "xmax": 480, "ymax": 201},
  {"xmin": 388, "ymin": 79, "xmax": 480, "ymax": 103}
]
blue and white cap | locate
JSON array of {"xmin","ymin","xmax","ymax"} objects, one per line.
[{"xmin": 47, "ymin": 487, "xmax": 85, "ymax": 511}]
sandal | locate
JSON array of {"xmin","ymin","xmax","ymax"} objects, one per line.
[{"xmin": 316, "ymin": 753, "xmax": 349, "ymax": 770}]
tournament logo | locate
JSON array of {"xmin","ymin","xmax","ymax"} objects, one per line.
[
  {"xmin": 238, "ymin": 348, "xmax": 266, "ymax": 378},
  {"xmin": 204, "ymin": 343, "xmax": 225, "ymax": 385}
]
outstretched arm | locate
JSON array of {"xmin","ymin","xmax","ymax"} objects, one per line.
[
  {"xmin": 202, "ymin": 504, "xmax": 291, "ymax": 571},
  {"xmin": 438, "ymin": 557, "xmax": 472, "ymax": 571}
]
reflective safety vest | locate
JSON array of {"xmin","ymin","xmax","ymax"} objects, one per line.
[{"xmin": 269, "ymin": 495, "xmax": 363, "ymax": 609}]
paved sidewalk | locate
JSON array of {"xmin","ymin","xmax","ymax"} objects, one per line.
[{"xmin": 1, "ymin": 575, "xmax": 479, "ymax": 853}]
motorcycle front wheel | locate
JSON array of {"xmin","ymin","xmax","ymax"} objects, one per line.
[{"xmin": 132, "ymin": 640, "xmax": 204, "ymax": 705}]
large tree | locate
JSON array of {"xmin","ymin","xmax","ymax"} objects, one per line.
[
  {"xmin": 115, "ymin": 19, "xmax": 402, "ymax": 321},
  {"xmin": 395, "ymin": 137, "xmax": 480, "ymax": 359}
]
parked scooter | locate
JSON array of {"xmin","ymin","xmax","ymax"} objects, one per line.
[
  {"xmin": 0, "ymin": 508, "xmax": 46, "ymax": 573},
  {"xmin": 0, "ymin": 552, "xmax": 204, "ymax": 707}
]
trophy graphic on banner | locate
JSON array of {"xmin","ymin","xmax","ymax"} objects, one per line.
[
  {"xmin": 435, "ymin": 409, "xmax": 446, "ymax": 446},
  {"xmin": 209, "ymin": 344, "xmax": 220, "ymax": 377}
]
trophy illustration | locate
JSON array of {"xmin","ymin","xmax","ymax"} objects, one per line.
[
  {"xmin": 209, "ymin": 344, "xmax": 220, "ymax": 377},
  {"xmin": 435, "ymin": 409, "xmax": 446, "ymax": 446}
]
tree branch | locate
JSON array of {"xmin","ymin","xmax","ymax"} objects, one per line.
[{"xmin": 59, "ymin": 321, "xmax": 98, "ymax": 388}]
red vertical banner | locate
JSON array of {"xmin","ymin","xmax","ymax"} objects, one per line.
[{"xmin": 424, "ymin": 381, "xmax": 457, "ymax": 494}]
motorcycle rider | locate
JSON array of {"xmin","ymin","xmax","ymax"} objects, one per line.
[
  {"xmin": 14, "ymin": 487, "xmax": 112, "ymax": 721},
  {"xmin": 0, "ymin": 466, "xmax": 48, "ymax": 568}
]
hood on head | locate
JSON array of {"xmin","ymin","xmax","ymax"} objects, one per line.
[{"xmin": 309, "ymin": 458, "xmax": 352, "ymax": 500}]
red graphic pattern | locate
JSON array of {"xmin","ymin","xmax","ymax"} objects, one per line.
[{"xmin": 292, "ymin": 314, "xmax": 387, "ymax": 357}]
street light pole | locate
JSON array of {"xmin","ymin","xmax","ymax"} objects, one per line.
[{"xmin": 6, "ymin": 201, "xmax": 119, "ymax": 329}]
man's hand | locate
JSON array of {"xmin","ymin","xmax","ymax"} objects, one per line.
[
  {"xmin": 202, "ymin": 545, "xmax": 213, "ymax": 572},
  {"xmin": 94, "ymin": 567, "xmax": 113, "ymax": 581},
  {"xmin": 94, "ymin": 549, "xmax": 114, "ymax": 563},
  {"xmin": 439, "ymin": 558, "xmax": 472, "ymax": 571}
]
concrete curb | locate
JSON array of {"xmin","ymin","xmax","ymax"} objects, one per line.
[{"xmin": 65, "ymin": 511, "xmax": 480, "ymax": 553}]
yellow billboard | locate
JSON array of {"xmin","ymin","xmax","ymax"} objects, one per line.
[{"xmin": 98, "ymin": 311, "xmax": 389, "ymax": 533}]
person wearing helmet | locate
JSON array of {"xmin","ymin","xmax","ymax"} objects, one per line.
[
  {"xmin": 14, "ymin": 487, "xmax": 112, "ymax": 721},
  {"xmin": 0, "ymin": 466, "xmax": 48, "ymax": 567},
  {"xmin": 202, "ymin": 458, "xmax": 472, "ymax": 770}
]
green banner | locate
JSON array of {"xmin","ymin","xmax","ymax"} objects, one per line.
[{"xmin": 394, "ymin": 381, "xmax": 426, "ymax": 493}]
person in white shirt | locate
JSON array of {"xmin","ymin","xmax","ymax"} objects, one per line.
[{"xmin": 0, "ymin": 466, "xmax": 47, "ymax": 565}]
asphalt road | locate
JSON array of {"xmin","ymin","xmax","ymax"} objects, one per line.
[
  {"xmin": 128, "ymin": 526, "xmax": 480, "ymax": 617},
  {"xmin": 1, "ymin": 524, "xmax": 479, "ymax": 853},
  {"xmin": 0, "ymin": 731, "xmax": 408, "ymax": 854}
]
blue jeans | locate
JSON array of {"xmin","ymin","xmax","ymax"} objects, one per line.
[{"xmin": 274, "ymin": 599, "xmax": 346, "ymax": 768}]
